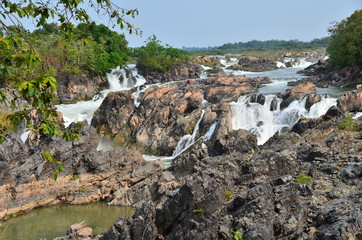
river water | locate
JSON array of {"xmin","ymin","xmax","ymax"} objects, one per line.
[
  {"xmin": 54, "ymin": 58, "xmax": 353, "ymax": 161},
  {"xmin": 9, "ymin": 57, "xmax": 358, "ymax": 239},
  {"xmin": 0, "ymin": 202, "xmax": 134, "ymax": 240}
]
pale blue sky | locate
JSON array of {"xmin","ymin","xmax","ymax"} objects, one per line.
[
  {"xmin": 13, "ymin": 0, "xmax": 361, "ymax": 48},
  {"xmin": 115, "ymin": 0, "xmax": 361, "ymax": 48}
]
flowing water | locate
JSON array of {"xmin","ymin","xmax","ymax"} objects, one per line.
[
  {"xmin": 0, "ymin": 202, "xmax": 134, "ymax": 240},
  {"xmin": 10, "ymin": 57, "xmax": 359, "ymax": 239},
  {"xmin": 225, "ymin": 58, "xmax": 350, "ymax": 145},
  {"xmin": 54, "ymin": 58, "xmax": 353, "ymax": 157},
  {"xmin": 56, "ymin": 64, "xmax": 146, "ymax": 128},
  {"xmin": 230, "ymin": 94, "xmax": 338, "ymax": 145}
]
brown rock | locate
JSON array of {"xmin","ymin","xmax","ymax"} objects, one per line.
[{"xmin": 337, "ymin": 89, "xmax": 362, "ymax": 112}]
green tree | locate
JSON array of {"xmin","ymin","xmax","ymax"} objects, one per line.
[
  {"xmin": 134, "ymin": 35, "xmax": 189, "ymax": 72},
  {"xmin": 0, "ymin": 0, "xmax": 138, "ymax": 144},
  {"xmin": 327, "ymin": 10, "xmax": 362, "ymax": 68}
]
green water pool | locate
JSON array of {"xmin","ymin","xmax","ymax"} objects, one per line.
[{"xmin": 0, "ymin": 202, "xmax": 134, "ymax": 240}]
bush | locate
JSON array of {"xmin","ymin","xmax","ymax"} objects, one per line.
[
  {"xmin": 295, "ymin": 173, "xmax": 313, "ymax": 184},
  {"xmin": 327, "ymin": 10, "xmax": 362, "ymax": 68},
  {"xmin": 134, "ymin": 35, "xmax": 189, "ymax": 72},
  {"xmin": 339, "ymin": 114, "xmax": 362, "ymax": 131}
]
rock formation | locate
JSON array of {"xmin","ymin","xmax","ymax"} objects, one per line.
[
  {"xmin": 91, "ymin": 75, "xmax": 270, "ymax": 155},
  {"xmin": 227, "ymin": 57, "xmax": 279, "ymax": 72}
]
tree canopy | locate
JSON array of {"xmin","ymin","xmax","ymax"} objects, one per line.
[
  {"xmin": 0, "ymin": 0, "xmax": 138, "ymax": 144},
  {"xmin": 327, "ymin": 10, "xmax": 362, "ymax": 68}
]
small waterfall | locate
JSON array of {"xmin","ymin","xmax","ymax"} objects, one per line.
[
  {"xmin": 203, "ymin": 122, "xmax": 218, "ymax": 141},
  {"xmin": 231, "ymin": 94, "xmax": 337, "ymax": 145},
  {"xmin": 106, "ymin": 66, "xmax": 124, "ymax": 90},
  {"xmin": 56, "ymin": 65, "xmax": 146, "ymax": 128},
  {"xmin": 172, "ymin": 110, "xmax": 205, "ymax": 157}
]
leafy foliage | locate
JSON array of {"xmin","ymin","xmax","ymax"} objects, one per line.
[
  {"xmin": 192, "ymin": 208, "xmax": 205, "ymax": 214},
  {"xmin": 43, "ymin": 151, "xmax": 64, "ymax": 180},
  {"xmin": 0, "ymin": 0, "xmax": 138, "ymax": 179},
  {"xmin": 230, "ymin": 230, "xmax": 243, "ymax": 240},
  {"xmin": 295, "ymin": 173, "xmax": 313, "ymax": 185},
  {"xmin": 134, "ymin": 35, "xmax": 189, "ymax": 72},
  {"xmin": 327, "ymin": 10, "xmax": 362, "ymax": 68},
  {"xmin": 339, "ymin": 114, "xmax": 362, "ymax": 131},
  {"xmin": 27, "ymin": 22, "xmax": 129, "ymax": 76},
  {"xmin": 0, "ymin": 0, "xmax": 138, "ymax": 145}
]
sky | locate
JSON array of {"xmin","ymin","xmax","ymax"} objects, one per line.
[
  {"xmin": 107, "ymin": 0, "xmax": 361, "ymax": 48},
  {"xmin": 11, "ymin": 0, "xmax": 361, "ymax": 48}
]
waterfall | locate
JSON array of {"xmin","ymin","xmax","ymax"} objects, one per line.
[
  {"xmin": 203, "ymin": 122, "xmax": 218, "ymax": 141},
  {"xmin": 56, "ymin": 65, "xmax": 146, "ymax": 128},
  {"xmin": 231, "ymin": 94, "xmax": 337, "ymax": 145},
  {"xmin": 172, "ymin": 110, "xmax": 205, "ymax": 157}
]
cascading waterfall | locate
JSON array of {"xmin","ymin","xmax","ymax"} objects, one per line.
[
  {"xmin": 231, "ymin": 94, "xmax": 338, "ymax": 145},
  {"xmin": 172, "ymin": 110, "xmax": 206, "ymax": 157},
  {"xmin": 56, "ymin": 64, "xmax": 146, "ymax": 128}
]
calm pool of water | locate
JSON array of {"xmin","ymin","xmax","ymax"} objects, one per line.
[{"xmin": 0, "ymin": 202, "xmax": 134, "ymax": 240}]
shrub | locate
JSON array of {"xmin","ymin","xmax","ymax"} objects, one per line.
[
  {"xmin": 295, "ymin": 173, "xmax": 313, "ymax": 184},
  {"xmin": 339, "ymin": 114, "xmax": 362, "ymax": 131},
  {"xmin": 225, "ymin": 188, "xmax": 234, "ymax": 201},
  {"xmin": 134, "ymin": 35, "xmax": 189, "ymax": 72},
  {"xmin": 230, "ymin": 230, "xmax": 243, "ymax": 240}
]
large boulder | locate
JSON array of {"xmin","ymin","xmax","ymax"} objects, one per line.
[
  {"xmin": 91, "ymin": 91, "xmax": 135, "ymax": 140},
  {"xmin": 137, "ymin": 63, "xmax": 203, "ymax": 84},
  {"xmin": 279, "ymin": 82, "xmax": 316, "ymax": 109},
  {"xmin": 227, "ymin": 56, "xmax": 279, "ymax": 72},
  {"xmin": 337, "ymin": 89, "xmax": 362, "ymax": 112},
  {"xmin": 56, "ymin": 72, "xmax": 108, "ymax": 103}
]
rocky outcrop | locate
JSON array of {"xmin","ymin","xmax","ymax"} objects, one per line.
[
  {"xmin": 98, "ymin": 109, "xmax": 362, "ymax": 239},
  {"xmin": 337, "ymin": 89, "xmax": 362, "ymax": 112},
  {"xmin": 137, "ymin": 63, "xmax": 203, "ymax": 84},
  {"xmin": 227, "ymin": 57, "xmax": 278, "ymax": 72},
  {"xmin": 55, "ymin": 221, "xmax": 94, "ymax": 240},
  {"xmin": 0, "ymin": 122, "xmax": 164, "ymax": 221},
  {"xmin": 91, "ymin": 75, "xmax": 270, "ymax": 155},
  {"xmin": 56, "ymin": 72, "xmax": 108, "ymax": 103},
  {"xmin": 284, "ymin": 51, "xmax": 326, "ymax": 63},
  {"xmin": 279, "ymin": 82, "xmax": 316, "ymax": 109},
  {"xmin": 298, "ymin": 60, "xmax": 362, "ymax": 88}
]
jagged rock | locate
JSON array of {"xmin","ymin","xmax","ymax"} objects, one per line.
[
  {"xmin": 137, "ymin": 62, "xmax": 203, "ymax": 84},
  {"xmin": 54, "ymin": 221, "xmax": 94, "ymax": 240},
  {"xmin": 91, "ymin": 74, "xmax": 269, "ymax": 155},
  {"xmin": 305, "ymin": 93, "xmax": 322, "ymax": 110},
  {"xmin": 337, "ymin": 89, "xmax": 362, "ymax": 112},
  {"xmin": 298, "ymin": 60, "xmax": 362, "ymax": 88},
  {"xmin": 227, "ymin": 57, "xmax": 279, "ymax": 72},
  {"xmin": 56, "ymin": 72, "xmax": 108, "ymax": 103},
  {"xmin": 250, "ymin": 93, "xmax": 266, "ymax": 105},
  {"xmin": 207, "ymin": 129, "xmax": 259, "ymax": 157},
  {"xmin": 91, "ymin": 91, "xmax": 135, "ymax": 138},
  {"xmin": 279, "ymin": 82, "xmax": 316, "ymax": 109},
  {"xmin": 314, "ymin": 193, "xmax": 362, "ymax": 239}
]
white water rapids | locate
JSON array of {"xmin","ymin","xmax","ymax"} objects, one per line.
[
  {"xmin": 35, "ymin": 57, "xmax": 355, "ymax": 167},
  {"xmin": 230, "ymin": 95, "xmax": 338, "ymax": 145},
  {"xmin": 56, "ymin": 64, "xmax": 146, "ymax": 127}
]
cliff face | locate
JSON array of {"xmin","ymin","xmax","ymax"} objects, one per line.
[{"xmin": 56, "ymin": 72, "xmax": 109, "ymax": 103}]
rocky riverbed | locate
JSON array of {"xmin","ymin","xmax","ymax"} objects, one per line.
[{"xmin": 1, "ymin": 56, "xmax": 362, "ymax": 240}]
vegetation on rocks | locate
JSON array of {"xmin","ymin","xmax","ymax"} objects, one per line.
[{"xmin": 134, "ymin": 35, "xmax": 190, "ymax": 72}]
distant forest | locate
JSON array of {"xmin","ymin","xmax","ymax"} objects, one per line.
[{"xmin": 183, "ymin": 37, "xmax": 329, "ymax": 51}]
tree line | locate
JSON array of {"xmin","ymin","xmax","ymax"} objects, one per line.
[{"xmin": 216, "ymin": 38, "xmax": 330, "ymax": 51}]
